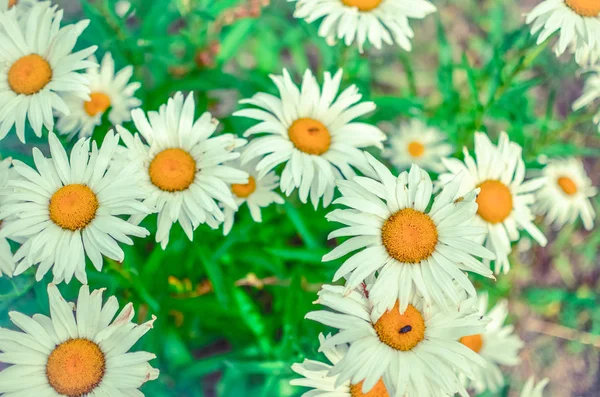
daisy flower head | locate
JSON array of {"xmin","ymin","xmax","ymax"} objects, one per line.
[
  {"xmin": 57, "ymin": 52, "xmax": 142, "ymax": 140},
  {"xmin": 0, "ymin": 283, "xmax": 158, "ymax": 396},
  {"xmin": 235, "ymin": 69, "xmax": 386, "ymax": 209},
  {"xmin": 438, "ymin": 132, "xmax": 548, "ymax": 275},
  {"xmin": 288, "ymin": 0, "xmax": 437, "ymax": 53},
  {"xmin": 323, "ymin": 152, "xmax": 494, "ymax": 315},
  {"xmin": 0, "ymin": 2, "xmax": 97, "ymax": 142},
  {"xmin": 117, "ymin": 91, "xmax": 248, "ymax": 249},
  {"xmin": 0, "ymin": 157, "xmax": 16, "ymax": 277},
  {"xmin": 459, "ymin": 293, "xmax": 524, "ymax": 394},
  {"xmin": 223, "ymin": 156, "xmax": 284, "ymax": 236},
  {"xmin": 520, "ymin": 377, "xmax": 549, "ymax": 397},
  {"xmin": 535, "ymin": 157, "xmax": 596, "ymax": 230},
  {"xmin": 382, "ymin": 119, "xmax": 453, "ymax": 173},
  {"xmin": 0, "ymin": 132, "xmax": 151, "ymax": 284},
  {"xmin": 305, "ymin": 284, "xmax": 489, "ymax": 397},
  {"xmin": 526, "ymin": 0, "xmax": 600, "ymax": 57},
  {"xmin": 573, "ymin": 65, "xmax": 600, "ymax": 132}
]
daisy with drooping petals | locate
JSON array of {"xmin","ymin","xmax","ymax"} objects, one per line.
[
  {"xmin": 118, "ymin": 92, "xmax": 248, "ymax": 249},
  {"xmin": 0, "ymin": 158, "xmax": 16, "ymax": 277},
  {"xmin": 57, "ymin": 52, "xmax": 142, "ymax": 140},
  {"xmin": 520, "ymin": 377, "xmax": 549, "ymax": 397},
  {"xmin": 573, "ymin": 65, "xmax": 600, "ymax": 133},
  {"xmin": 0, "ymin": 2, "xmax": 97, "ymax": 142},
  {"xmin": 459, "ymin": 293, "xmax": 524, "ymax": 394},
  {"xmin": 223, "ymin": 156, "xmax": 284, "ymax": 235},
  {"xmin": 526, "ymin": 0, "xmax": 600, "ymax": 58},
  {"xmin": 323, "ymin": 153, "xmax": 494, "ymax": 314},
  {"xmin": 535, "ymin": 158, "xmax": 596, "ymax": 230},
  {"xmin": 288, "ymin": 0, "xmax": 437, "ymax": 52},
  {"xmin": 0, "ymin": 132, "xmax": 151, "ymax": 284},
  {"xmin": 0, "ymin": 283, "xmax": 158, "ymax": 396},
  {"xmin": 306, "ymin": 284, "xmax": 489, "ymax": 397},
  {"xmin": 235, "ymin": 69, "xmax": 386, "ymax": 209},
  {"xmin": 438, "ymin": 132, "xmax": 548, "ymax": 275},
  {"xmin": 382, "ymin": 119, "xmax": 453, "ymax": 173}
]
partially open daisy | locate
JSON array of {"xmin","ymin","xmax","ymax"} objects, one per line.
[
  {"xmin": 323, "ymin": 153, "xmax": 494, "ymax": 314},
  {"xmin": 573, "ymin": 65, "xmax": 600, "ymax": 133},
  {"xmin": 535, "ymin": 158, "xmax": 596, "ymax": 231},
  {"xmin": 223, "ymin": 156, "xmax": 284, "ymax": 236},
  {"xmin": 57, "ymin": 52, "xmax": 142, "ymax": 140},
  {"xmin": 520, "ymin": 377, "xmax": 550, "ymax": 397},
  {"xmin": 0, "ymin": 158, "xmax": 16, "ymax": 278},
  {"xmin": 291, "ymin": 333, "xmax": 392, "ymax": 397},
  {"xmin": 235, "ymin": 69, "xmax": 385, "ymax": 208},
  {"xmin": 0, "ymin": 284, "xmax": 158, "ymax": 395},
  {"xmin": 118, "ymin": 92, "xmax": 248, "ymax": 248},
  {"xmin": 382, "ymin": 119, "xmax": 452, "ymax": 173},
  {"xmin": 459, "ymin": 293, "xmax": 524, "ymax": 394},
  {"xmin": 288, "ymin": 0, "xmax": 437, "ymax": 52},
  {"xmin": 438, "ymin": 132, "xmax": 548, "ymax": 275},
  {"xmin": 306, "ymin": 284, "xmax": 489, "ymax": 397},
  {"xmin": 0, "ymin": 132, "xmax": 151, "ymax": 284},
  {"xmin": 0, "ymin": 2, "xmax": 97, "ymax": 142},
  {"xmin": 526, "ymin": 0, "xmax": 600, "ymax": 57}
]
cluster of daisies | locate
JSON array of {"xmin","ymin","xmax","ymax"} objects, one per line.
[{"xmin": 0, "ymin": 0, "xmax": 596, "ymax": 396}]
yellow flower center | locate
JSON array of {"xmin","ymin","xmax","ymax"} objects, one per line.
[
  {"xmin": 49, "ymin": 184, "xmax": 99, "ymax": 231},
  {"xmin": 350, "ymin": 379, "xmax": 390, "ymax": 397},
  {"xmin": 381, "ymin": 208, "xmax": 438, "ymax": 263},
  {"xmin": 374, "ymin": 302, "xmax": 426, "ymax": 351},
  {"xmin": 557, "ymin": 176, "xmax": 578, "ymax": 196},
  {"xmin": 84, "ymin": 92, "xmax": 111, "ymax": 117},
  {"xmin": 8, "ymin": 0, "xmax": 17, "ymax": 8},
  {"xmin": 149, "ymin": 148, "xmax": 197, "ymax": 192},
  {"xmin": 565, "ymin": 0, "xmax": 600, "ymax": 17},
  {"xmin": 460, "ymin": 334, "xmax": 483, "ymax": 353},
  {"xmin": 476, "ymin": 180, "xmax": 513, "ymax": 224},
  {"xmin": 46, "ymin": 339, "xmax": 106, "ymax": 396},
  {"xmin": 288, "ymin": 118, "xmax": 331, "ymax": 155},
  {"xmin": 407, "ymin": 141, "xmax": 425, "ymax": 158},
  {"xmin": 7, "ymin": 54, "xmax": 53, "ymax": 95},
  {"xmin": 232, "ymin": 176, "xmax": 256, "ymax": 198},
  {"xmin": 341, "ymin": 0, "xmax": 383, "ymax": 11}
]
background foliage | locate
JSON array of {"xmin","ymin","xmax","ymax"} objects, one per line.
[{"xmin": 0, "ymin": 0, "xmax": 599, "ymax": 396}]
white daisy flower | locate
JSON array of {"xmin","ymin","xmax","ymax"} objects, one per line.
[
  {"xmin": 0, "ymin": 132, "xmax": 151, "ymax": 284},
  {"xmin": 117, "ymin": 92, "xmax": 248, "ymax": 249},
  {"xmin": 235, "ymin": 69, "xmax": 386, "ymax": 209},
  {"xmin": 573, "ymin": 65, "xmax": 600, "ymax": 133},
  {"xmin": 438, "ymin": 132, "xmax": 548, "ymax": 275},
  {"xmin": 526, "ymin": 0, "xmax": 600, "ymax": 57},
  {"xmin": 0, "ymin": 2, "xmax": 97, "ymax": 142},
  {"xmin": 56, "ymin": 52, "xmax": 141, "ymax": 140},
  {"xmin": 306, "ymin": 284, "xmax": 489, "ymax": 397},
  {"xmin": 0, "ymin": 283, "xmax": 158, "ymax": 396},
  {"xmin": 520, "ymin": 377, "xmax": 550, "ymax": 397},
  {"xmin": 0, "ymin": 157, "xmax": 16, "ymax": 277},
  {"xmin": 291, "ymin": 333, "xmax": 392, "ymax": 396},
  {"xmin": 535, "ymin": 158, "xmax": 596, "ymax": 230},
  {"xmin": 288, "ymin": 0, "xmax": 437, "ymax": 52},
  {"xmin": 459, "ymin": 293, "xmax": 524, "ymax": 394},
  {"xmin": 223, "ymin": 156, "xmax": 284, "ymax": 236},
  {"xmin": 323, "ymin": 153, "xmax": 495, "ymax": 315},
  {"xmin": 382, "ymin": 119, "xmax": 453, "ymax": 173}
]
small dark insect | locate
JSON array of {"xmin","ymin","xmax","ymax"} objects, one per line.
[{"xmin": 399, "ymin": 325, "xmax": 412, "ymax": 334}]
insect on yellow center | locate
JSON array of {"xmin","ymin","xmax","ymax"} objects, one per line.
[
  {"xmin": 8, "ymin": 54, "xmax": 52, "ymax": 95},
  {"xmin": 46, "ymin": 339, "xmax": 106, "ymax": 396},
  {"xmin": 350, "ymin": 379, "xmax": 390, "ymax": 397},
  {"xmin": 149, "ymin": 148, "xmax": 197, "ymax": 192},
  {"xmin": 407, "ymin": 141, "xmax": 425, "ymax": 158},
  {"xmin": 232, "ymin": 176, "xmax": 256, "ymax": 198},
  {"xmin": 374, "ymin": 302, "xmax": 426, "ymax": 351},
  {"xmin": 49, "ymin": 184, "xmax": 99, "ymax": 231},
  {"xmin": 288, "ymin": 118, "xmax": 331, "ymax": 155},
  {"xmin": 565, "ymin": 0, "xmax": 600, "ymax": 17},
  {"xmin": 84, "ymin": 92, "xmax": 111, "ymax": 117},
  {"xmin": 341, "ymin": 0, "xmax": 383, "ymax": 11},
  {"xmin": 460, "ymin": 333, "xmax": 484, "ymax": 353},
  {"xmin": 381, "ymin": 208, "xmax": 438, "ymax": 263},
  {"xmin": 476, "ymin": 180, "xmax": 513, "ymax": 224},
  {"xmin": 557, "ymin": 176, "xmax": 578, "ymax": 196}
]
